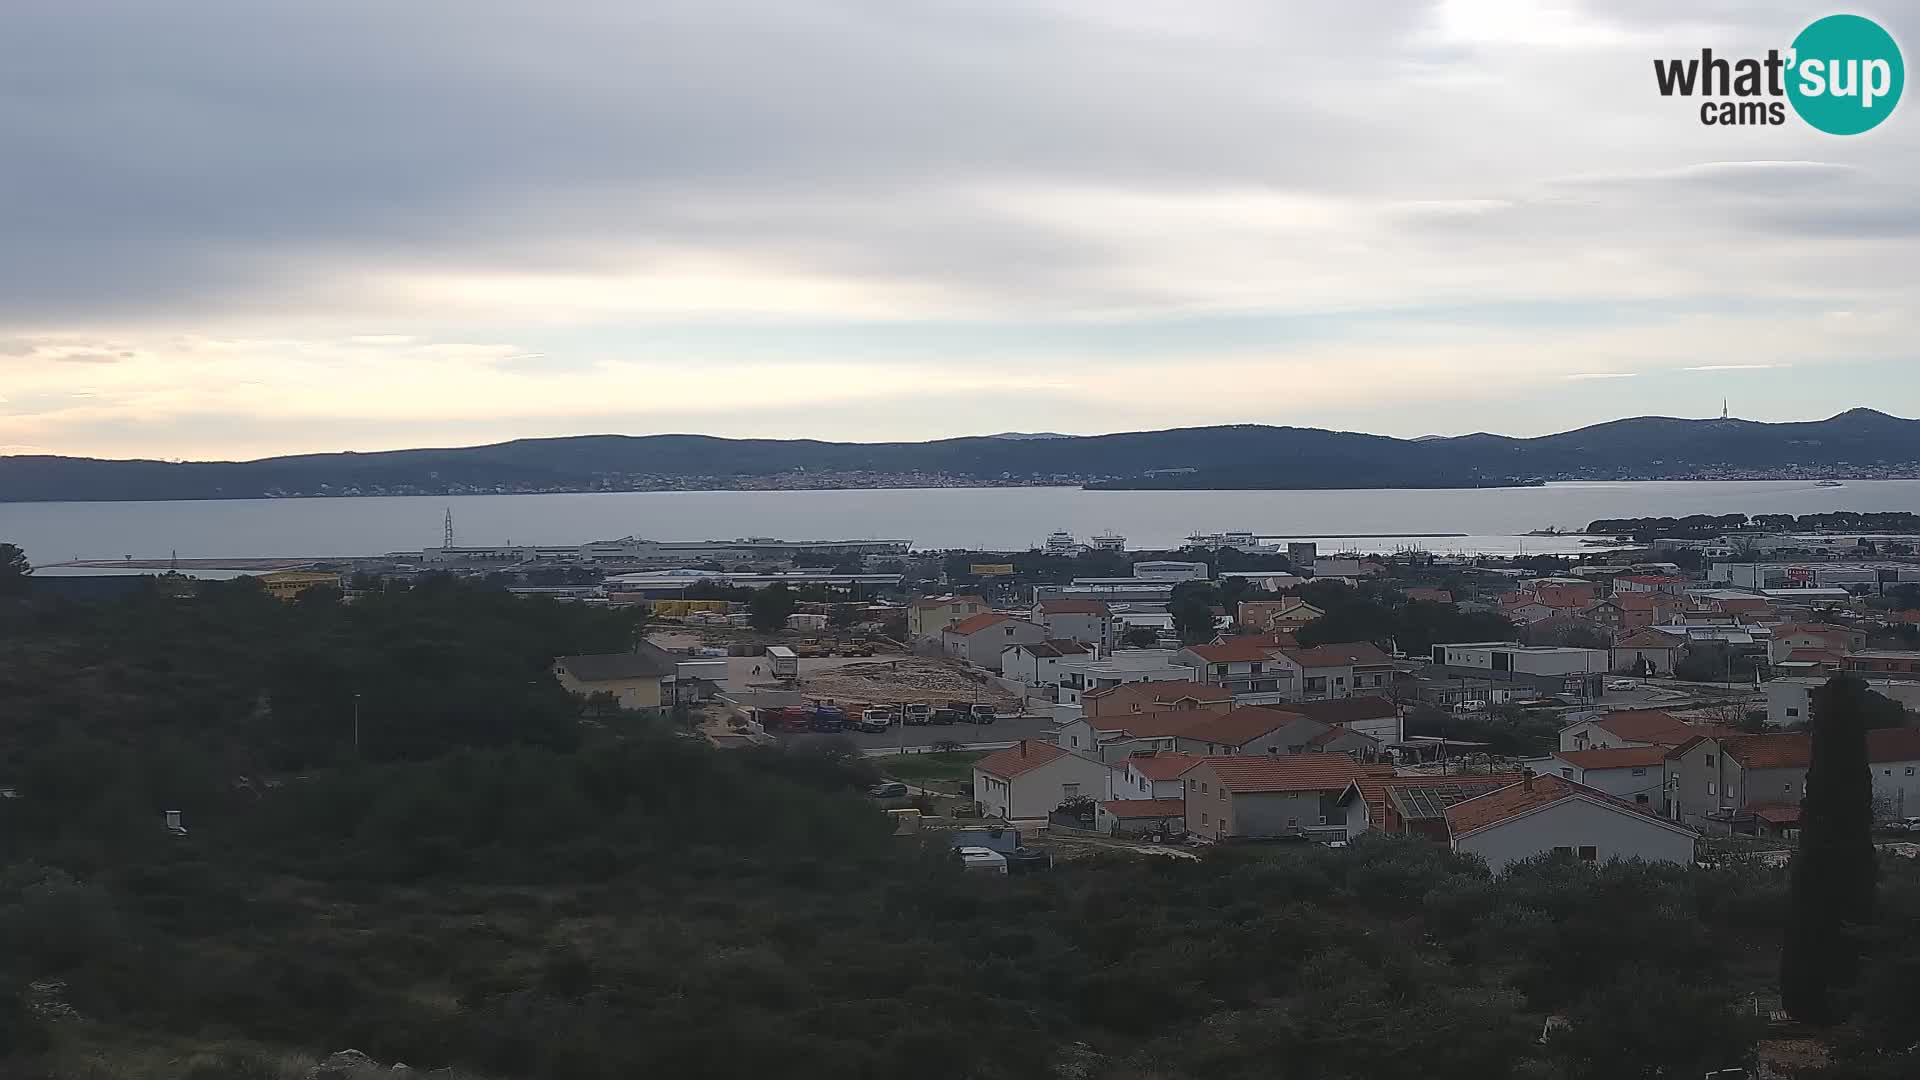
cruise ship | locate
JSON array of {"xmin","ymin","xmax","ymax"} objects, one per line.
[{"xmin": 1089, "ymin": 532, "xmax": 1126, "ymax": 551}]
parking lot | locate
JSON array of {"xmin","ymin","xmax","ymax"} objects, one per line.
[{"xmin": 841, "ymin": 711, "xmax": 1058, "ymax": 751}]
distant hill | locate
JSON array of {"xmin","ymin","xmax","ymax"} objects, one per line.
[{"xmin": 3, "ymin": 410, "xmax": 1916, "ymax": 501}]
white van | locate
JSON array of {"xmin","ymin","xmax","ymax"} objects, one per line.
[{"xmin": 956, "ymin": 846, "xmax": 1008, "ymax": 875}]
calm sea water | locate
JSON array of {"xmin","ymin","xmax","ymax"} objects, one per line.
[{"xmin": 9, "ymin": 480, "xmax": 1920, "ymax": 565}]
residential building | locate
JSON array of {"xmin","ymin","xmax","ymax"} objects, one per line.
[
  {"xmin": 1172, "ymin": 707, "xmax": 1338, "ymax": 757},
  {"xmin": 1843, "ymin": 650, "xmax": 1920, "ymax": 680},
  {"xmin": 1056, "ymin": 709, "xmax": 1221, "ymax": 762},
  {"xmin": 908, "ymin": 594, "xmax": 988, "ymax": 643},
  {"xmin": 1081, "ymin": 679, "xmax": 1234, "ymax": 719},
  {"xmin": 1445, "ymin": 774, "xmax": 1699, "ymax": 874},
  {"xmin": 1236, "ymin": 598, "xmax": 1325, "ymax": 633},
  {"xmin": 1314, "ymin": 557, "xmax": 1380, "ymax": 578},
  {"xmin": 1031, "ymin": 599, "xmax": 1114, "ymax": 649},
  {"xmin": 1403, "ymin": 587, "xmax": 1454, "ymax": 604},
  {"xmin": 1614, "ymin": 574, "xmax": 1691, "ymax": 597},
  {"xmin": 971, "ymin": 740, "xmax": 1112, "ymax": 820},
  {"xmin": 1769, "ymin": 623, "xmax": 1870, "ymax": 663},
  {"xmin": 1336, "ymin": 773, "xmax": 1522, "ymax": 840},
  {"xmin": 1110, "ymin": 750, "xmax": 1205, "ymax": 800},
  {"xmin": 1431, "ymin": 642, "xmax": 1607, "ymax": 698},
  {"xmin": 1531, "ymin": 578, "xmax": 1600, "ymax": 608},
  {"xmin": 1541, "ymin": 747, "xmax": 1668, "ymax": 806},
  {"xmin": 1183, "ymin": 755, "xmax": 1379, "ymax": 840},
  {"xmin": 1559, "ymin": 709, "xmax": 1729, "ymax": 753},
  {"xmin": 1685, "ymin": 589, "xmax": 1775, "ymax": 619},
  {"xmin": 1767, "ymin": 676, "xmax": 1920, "ymax": 728},
  {"xmin": 1277, "ymin": 695, "xmax": 1403, "ymax": 744},
  {"xmin": 552, "ymin": 644, "xmax": 680, "ymax": 710},
  {"xmin": 1175, "ymin": 638, "xmax": 1293, "ymax": 695},
  {"xmin": 1664, "ymin": 733, "xmax": 1811, "ymax": 832},
  {"xmin": 1582, "ymin": 599, "xmax": 1627, "ymax": 634},
  {"xmin": 943, "ymin": 614, "xmax": 1046, "ymax": 668},
  {"xmin": 1269, "ymin": 642, "xmax": 1396, "ymax": 699},
  {"xmin": 1611, "ymin": 628, "xmax": 1683, "ymax": 676},
  {"xmin": 999, "ymin": 639, "xmax": 1090, "ymax": 686},
  {"xmin": 1614, "ymin": 591, "xmax": 1681, "ymax": 630},
  {"xmin": 1095, "ymin": 798, "xmax": 1188, "ymax": 837},
  {"xmin": 1059, "ymin": 652, "xmax": 1196, "ymax": 703},
  {"xmin": 1869, "ymin": 727, "xmax": 1920, "ymax": 819}
]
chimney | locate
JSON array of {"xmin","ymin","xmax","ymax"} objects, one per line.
[
  {"xmin": 1520, "ymin": 768, "xmax": 1535, "ymax": 791},
  {"xmin": 1019, "ymin": 742, "xmax": 1028, "ymax": 758},
  {"xmin": 164, "ymin": 810, "xmax": 187, "ymax": 835}
]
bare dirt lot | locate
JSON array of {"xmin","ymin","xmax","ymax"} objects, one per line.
[{"xmin": 798, "ymin": 657, "xmax": 1022, "ymax": 709}]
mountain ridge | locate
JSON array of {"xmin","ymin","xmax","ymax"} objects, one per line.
[{"xmin": 2, "ymin": 410, "xmax": 1914, "ymax": 501}]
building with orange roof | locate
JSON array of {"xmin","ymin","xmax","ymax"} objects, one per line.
[
  {"xmin": 1081, "ymin": 679, "xmax": 1233, "ymax": 719},
  {"xmin": 1542, "ymin": 746, "xmax": 1669, "ymax": 805},
  {"xmin": 1182, "ymin": 754, "xmax": 1382, "ymax": 840},
  {"xmin": 1768, "ymin": 622, "xmax": 1869, "ymax": 663},
  {"xmin": 907, "ymin": 594, "xmax": 988, "ymax": 643},
  {"xmin": 1030, "ymin": 598, "xmax": 1114, "ymax": 649},
  {"xmin": 1558, "ymin": 709, "xmax": 1734, "ymax": 753},
  {"xmin": 1334, "ymin": 772, "xmax": 1522, "ymax": 840},
  {"xmin": 942, "ymin": 612, "xmax": 1046, "ymax": 668},
  {"xmin": 1110, "ymin": 750, "xmax": 1206, "ymax": 801},
  {"xmin": 1610, "ymin": 628, "xmax": 1683, "ymax": 677},
  {"xmin": 1443, "ymin": 773, "xmax": 1698, "ymax": 873},
  {"xmin": 1094, "ymin": 797, "xmax": 1189, "ymax": 837},
  {"xmin": 971, "ymin": 740, "xmax": 1111, "ymax": 820},
  {"xmin": 1664, "ymin": 732, "xmax": 1811, "ymax": 832},
  {"xmin": 1056, "ymin": 707, "xmax": 1221, "ymax": 762}
]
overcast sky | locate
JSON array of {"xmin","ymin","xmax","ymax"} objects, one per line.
[{"xmin": 2, "ymin": 1, "xmax": 1916, "ymax": 460}]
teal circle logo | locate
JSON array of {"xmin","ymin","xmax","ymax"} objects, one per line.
[{"xmin": 1787, "ymin": 14, "xmax": 1903, "ymax": 134}]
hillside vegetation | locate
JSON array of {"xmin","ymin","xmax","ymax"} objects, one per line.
[{"xmin": 3, "ymin": 575, "xmax": 1919, "ymax": 1078}]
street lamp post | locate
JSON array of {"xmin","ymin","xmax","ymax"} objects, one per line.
[{"xmin": 352, "ymin": 692, "xmax": 362, "ymax": 757}]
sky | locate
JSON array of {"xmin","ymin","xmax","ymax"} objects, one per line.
[{"xmin": 2, "ymin": 0, "xmax": 1916, "ymax": 461}]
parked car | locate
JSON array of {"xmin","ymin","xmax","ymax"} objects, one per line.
[
  {"xmin": 1002, "ymin": 847, "xmax": 1052, "ymax": 875},
  {"xmin": 1453, "ymin": 699, "xmax": 1488, "ymax": 713},
  {"xmin": 1605, "ymin": 678, "xmax": 1638, "ymax": 691},
  {"xmin": 868, "ymin": 781, "xmax": 910, "ymax": 799}
]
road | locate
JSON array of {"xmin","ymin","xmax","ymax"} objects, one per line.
[{"xmin": 842, "ymin": 712, "xmax": 1060, "ymax": 752}]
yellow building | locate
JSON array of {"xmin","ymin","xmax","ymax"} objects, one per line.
[
  {"xmin": 907, "ymin": 594, "xmax": 988, "ymax": 643},
  {"xmin": 552, "ymin": 644, "xmax": 680, "ymax": 710},
  {"xmin": 258, "ymin": 570, "xmax": 342, "ymax": 601}
]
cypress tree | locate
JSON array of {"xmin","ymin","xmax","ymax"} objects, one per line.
[{"xmin": 1780, "ymin": 675, "xmax": 1878, "ymax": 1023}]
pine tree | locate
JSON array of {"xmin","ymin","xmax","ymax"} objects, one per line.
[{"xmin": 1780, "ymin": 675, "xmax": 1878, "ymax": 1024}]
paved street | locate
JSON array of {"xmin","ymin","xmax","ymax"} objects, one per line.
[{"xmin": 838, "ymin": 712, "xmax": 1059, "ymax": 751}]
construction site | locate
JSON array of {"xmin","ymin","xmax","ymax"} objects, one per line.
[{"xmin": 796, "ymin": 657, "xmax": 1022, "ymax": 710}]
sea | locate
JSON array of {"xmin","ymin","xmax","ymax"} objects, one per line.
[{"xmin": 9, "ymin": 479, "xmax": 1920, "ymax": 568}]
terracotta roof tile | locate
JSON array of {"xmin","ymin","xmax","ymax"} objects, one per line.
[
  {"xmin": 1281, "ymin": 696, "xmax": 1397, "ymax": 725},
  {"xmin": 974, "ymin": 740, "xmax": 1073, "ymax": 779},
  {"xmin": 1093, "ymin": 709, "xmax": 1220, "ymax": 738},
  {"xmin": 1186, "ymin": 638, "xmax": 1289, "ymax": 663},
  {"xmin": 1721, "ymin": 733, "xmax": 1812, "ymax": 770},
  {"xmin": 1444, "ymin": 774, "xmax": 1694, "ymax": 839},
  {"xmin": 1125, "ymin": 751, "xmax": 1206, "ymax": 781},
  {"xmin": 1589, "ymin": 710, "xmax": 1710, "ymax": 747},
  {"xmin": 1868, "ymin": 727, "xmax": 1920, "ymax": 763},
  {"xmin": 1100, "ymin": 797, "xmax": 1188, "ymax": 819},
  {"xmin": 1280, "ymin": 642, "xmax": 1393, "ymax": 668},
  {"xmin": 1745, "ymin": 801, "xmax": 1801, "ymax": 825},
  {"xmin": 1179, "ymin": 706, "xmax": 1311, "ymax": 748},
  {"xmin": 946, "ymin": 612, "xmax": 1011, "ymax": 635},
  {"xmin": 1199, "ymin": 754, "xmax": 1380, "ymax": 794},
  {"xmin": 1083, "ymin": 679, "xmax": 1230, "ymax": 704},
  {"xmin": 1038, "ymin": 599, "xmax": 1110, "ymax": 615},
  {"xmin": 1554, "ymin": 746, "xmax": 1670, "ymax": 770}
]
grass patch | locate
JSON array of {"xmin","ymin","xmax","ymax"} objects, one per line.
[{"xmin": 878, "ymin": 751, "xmax": 984, "ymax": 786}]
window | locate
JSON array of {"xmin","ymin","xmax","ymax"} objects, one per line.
[
  {"xmin": 1063, "ymin": 784, "xmax": 1080, "ymax": 798},
  {"xmin": 1787, "ymin": 707, "xmax": 1800, "ymax": 717},
  {"xmin": 1705, "ymin": 754, "xmax": 1715, "ymax": 766},
  {"xmin": 1553, "ymin": 845, "xmax": 1573, "ymax": 855},
  {"xmin": 1335, "ymin": 676, "xmax": 1345, "ymax": 686},
  {"xmin": 1201, "ymin": 782, "xmax": 1209, "ymax": 794},
  {"xmin": 1070, "ymin": 735, "xmax": 1078, "ymax": 747},
  {"xmin": 1635, "ymin": 794, "xmax": 1649, "ymax": 805},
  {"xmin": 1268, "ymin": 746, "xmax": 1278, "ymax": 754},
  {"xmin": 1200, "ymin": 812, "xmax": 1208, "ymax": 825},
  {"xmin": 1907, "ymin": 767, "xmax": 1915, "ymax": 776},
  {"xmin": 1785, "ymin": 783, "xmax": 1793, "ymax": 793},
  {"xmin": 1560, "ymin": 768, "xmax": 1573, "ymax": 779},
  {"xmin": 1631, "ymin": 768, "xmax": 1647, "ymax": 776},
  {"xmin": 1578, "ymin": 846, "xmax": 1598, "ymax": 862},
  {"xmin": 1707, "ymin": 782, "xmax": 1716, "ymax": 796}
]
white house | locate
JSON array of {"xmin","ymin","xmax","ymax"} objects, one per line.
[
  {"xmin": 1269, "ymin": 642, "xmax": 1395, "ymax": 700},
  {"xmin": 1279, "ymin": 696, "xmax": 1403, "ymax": 744},
  {"xmin": 1109, "ymin": 750, "xmax": 1205, "ymax": 800},
  {"xmin": 1539, "ymin": 746, "xmax": 1668, "ymax": 807},
  {"xmin": 1610, "ymin": 628, "xmax": 1683, "ymax": 677},
  {"xmin": 1869, "ymin": 727, "xmax": 1920, "ymax": 819},
  {"xmin": 1031, "ymin": 599, "xmax": 1114, "ymax": 649},
  {"xmin": 971, "ymin": 740, "xmax": 1113, "ymax": 820},
  {"xmin": 1444, "ymin": 773, "xmax": 1699, "ymax": 874},
  {"xmin": 943, "ymin": 614, "xmax": 1047, "ymax": 668},
  {"xmin": 999, "ymin": 639, "xmax": 1091, "ymax": 686}
]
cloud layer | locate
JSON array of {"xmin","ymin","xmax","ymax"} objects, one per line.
[{"xmin": 2, "ymin": 0, "xmax": 1916, "ymax": 457}]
